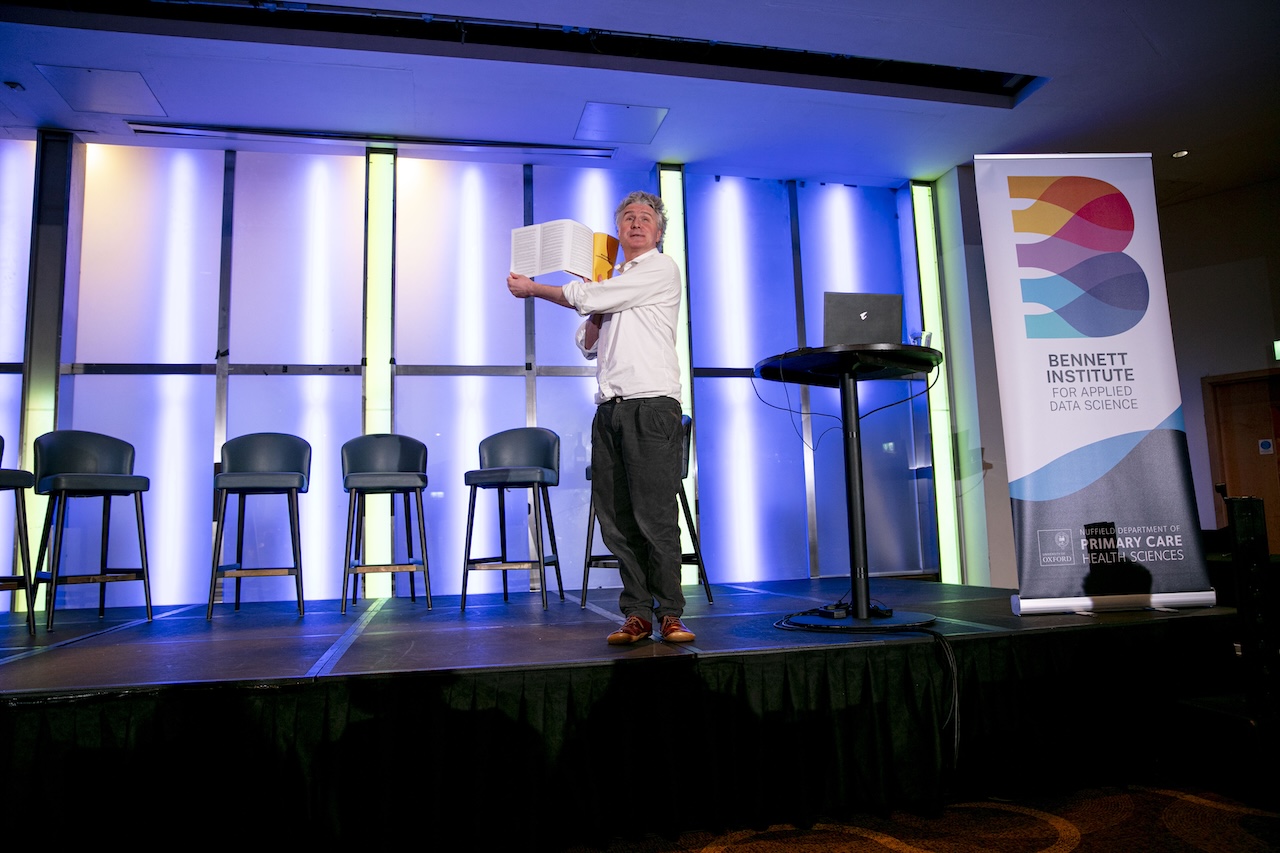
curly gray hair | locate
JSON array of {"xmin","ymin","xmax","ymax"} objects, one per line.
[{"xmin": 614, "ymin": 190, "xmax": 668, "ymax": 238}]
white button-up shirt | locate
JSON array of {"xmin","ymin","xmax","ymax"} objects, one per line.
[{"xmin": 562, "ymin": 247, "xmax": 683, "ymax": 405}]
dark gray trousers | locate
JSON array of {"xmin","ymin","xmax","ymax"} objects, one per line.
[{"xmin": 590, "ymin": 396, "xmax": 684, "ymax": 620}]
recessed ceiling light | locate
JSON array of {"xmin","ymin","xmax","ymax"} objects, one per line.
[{"xmin": 1172, "ymin": 150, "xmax": 1189, "ymax": 158}]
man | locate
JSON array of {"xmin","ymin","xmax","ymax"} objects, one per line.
[{"xmin": 506, "ymin": 190, "xmax": 693, "ymax": 645}]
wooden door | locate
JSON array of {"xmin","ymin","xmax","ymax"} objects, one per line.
[{"xmin": 1203, "ymin": 370, "xmax": 1280, "ymax": 548}]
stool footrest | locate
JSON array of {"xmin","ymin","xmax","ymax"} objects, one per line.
[
  {"xmin": 349, "ymin": 561, "xmax": 423, "ymax": 573},
  {"xmin": 216, "ymin": 565, "xmax": 298, "ymax": 578},
  {"xmin": 38, "ymin": 570, "xmax": 145, "ymax": 584},
  {"xmin": 467, "ymin": 559, "xmax": 536, "ymax": 571}
]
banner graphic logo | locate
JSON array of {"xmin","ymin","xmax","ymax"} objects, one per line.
[{"xmin": 1010, "ymin": 176, "xmax": 1149, "ymax": 339}]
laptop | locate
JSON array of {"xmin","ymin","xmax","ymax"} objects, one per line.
[{"xmin": 822, "ymin": 292, "xmax": 903, "ymax": 347}]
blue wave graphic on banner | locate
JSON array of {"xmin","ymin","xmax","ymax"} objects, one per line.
[{"xmin": 1010, "ymin": 408, "xmax": 1185, "ymax": 501}]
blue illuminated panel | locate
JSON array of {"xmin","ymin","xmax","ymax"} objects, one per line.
[
  {"xmin": 685, "ymin": 177, "xmax": 934, "ymax": 580},
  {"xmin": 76, "ymin": 146, "xmax": 223, "ymax": 363},
  {"xmin": 796, "ymin": 183, "xmax": 911, "ymax": 341},
  {"xmin": 686, "ymin": 175, "xmax": 797, "ymax": 367},
  {"xmin": 530, "ymin": 165, "xmax": 657, "ymax": 367},
  {"xmin": 0, "ymin": 140, "xmax": 34, "ymax": 364},
  {"xmin": 226, "ymin": 374, "xmax": 362, "ymax": 604},
  {"xmin": 230, "ymin": 152, "xmax": 366, "ymax": 365},
  {"xmin": 394, "ymin": 375, "xmax": 526, "ymax": 598},
  {"xmin": 795, "ymin": 182, "xmax": 931, "ymax": 575},
  {"xmin": 692, "ymin": 377, "xmax": 809, "ymax": 581},
  {"xmin": 683, "ymin": 175, "xmax": 803, "ymax": 581},
  {"xmin": 54, "ymin": 375, "xmax": 215, "ymax": 610},
  {"xmin": 395, "ymin": 158, "xmax": 526, "ymax": 367}
]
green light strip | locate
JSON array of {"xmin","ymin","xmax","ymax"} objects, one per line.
[
  {"xmin": 911, "ymin": 182, "xmax": 963, "ymax": 584},
  {"xmin": 362, "ymin": 150, "xmax": 396, "ymax": 595},
  {"xmin": 658, "ymin": 164, "xmax": 699, "ymax": 584}
]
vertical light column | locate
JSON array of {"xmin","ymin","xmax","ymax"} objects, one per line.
[
  {"xmin": 362, "ymin": 150, "xmax": 396, "ymax": 597},
  {"xmin": 658, "ymin": 164, "xmax": 700, "ymax": 584},
  {"xmin": 911, "ymin": 182, "xmax": 962, "ymax": 584}
]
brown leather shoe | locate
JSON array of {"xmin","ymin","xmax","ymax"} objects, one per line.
[
  {"xmin": 660, "ymin": 615, "xmax": 695, "ymax": 642},
  {"xmin": 607, "ymin": 615, "xmax": 653, "ymax": 645}
]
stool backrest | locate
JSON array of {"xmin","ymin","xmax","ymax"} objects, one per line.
[
  {"xmin": 222, "ymin": 433, "xmax": 311, "ymax": 478},
  {"xmin": 342, "ymin": 433, "xmax": 427, "ymax": 476},
  {"xmin": 479, "ymin": 427, "xmax": 559, "ymax": 474},
  {"xmin": 34, "ymin": 430, "xmax": 136, "ymax": 479}
]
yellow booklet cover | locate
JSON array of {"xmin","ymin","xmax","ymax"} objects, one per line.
[{"xmin": 593, "ymin": 232, "xmax": 619, "ymax": 280}]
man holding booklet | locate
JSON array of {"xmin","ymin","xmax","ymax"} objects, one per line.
[{"xmin": 506, "ymin": 190, "xmax": 693, "ymax": 645}]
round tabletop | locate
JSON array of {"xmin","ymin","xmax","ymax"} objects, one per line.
[{"xmin": 754, "ymin": 343, "xmax": 942, "ymax": 388}]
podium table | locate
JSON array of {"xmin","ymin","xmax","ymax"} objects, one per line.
[{"xmin": 755, "ymin": 343, "xmax": 943, "ymax": 628}]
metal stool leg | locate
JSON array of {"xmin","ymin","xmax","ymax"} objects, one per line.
[
  {"xmin": 580, "ymin": 496, "xmax": 598, "ymax": 608},
  {"xmin": 461, "ymin": 485, "xmax": 477, "ymax": 610}
]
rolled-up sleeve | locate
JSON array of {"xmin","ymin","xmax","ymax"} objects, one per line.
[{"xmin": 575, "ymin": 318, "xmax": 599, "ymax": 360}]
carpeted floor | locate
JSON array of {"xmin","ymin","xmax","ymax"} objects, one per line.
[{"xmin": 564, "ymin": 784, "xmax": 1280, "ymax": 852}]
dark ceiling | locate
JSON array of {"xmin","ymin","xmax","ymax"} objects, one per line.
[{"xmin": 1, "ymin": 1, "xmax": 1277, "ymax": 206}]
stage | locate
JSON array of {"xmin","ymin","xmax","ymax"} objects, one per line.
[{"xmin": 0, "ymin": 577, "xmax": 1248, "ymax": 845}]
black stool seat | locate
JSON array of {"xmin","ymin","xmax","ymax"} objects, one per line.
[
  {"xmin": 0, "ymin": 469, "xmax": 34, "ymax": 490},
  {"xmin": 214, "ymin": 471, "xmax": 307, "ymax": 492},
  {"xmin": 464, "ymin": 466, "xmax": 556, "ymax": 487},
  {"xmin": 344, "ymin": 471, "xmax": 428, "ymax": 491},
  {"xmin": 38, "ymin": 473, "xmax": 149, "ymax": 494}
]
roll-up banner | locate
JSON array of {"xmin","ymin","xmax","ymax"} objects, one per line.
[{"xmin": 973, "ymin": 154, "xmax": 1214, "ymax": 615}]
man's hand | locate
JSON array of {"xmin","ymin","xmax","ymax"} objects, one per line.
[
  {"xmin": 507, "ymin": 272, "xmax": 574, "ymax": 309},
  {"xmin": 507, "ymin": 272, "xmax": 537, "ymax": 298}
]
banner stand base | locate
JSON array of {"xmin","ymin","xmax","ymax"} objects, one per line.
[{"xmin": 1011, "ymin": 589, "xmax": 1217, "ymax": 616}]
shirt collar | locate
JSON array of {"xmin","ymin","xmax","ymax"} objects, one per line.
[{"xmin": 616, "ymin": 246, "xmax": 660, "ymax": 273}]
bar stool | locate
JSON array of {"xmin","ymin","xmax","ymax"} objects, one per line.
[
  {"xmin": 461, "ymin": 427, "xmax": 563, "ymax": 610},
  {"xmin": 207, "ymin": 432, "xmax": 310, "ymax": 619},
  {"xmin": 581, "ymin": 415, "xmax": 713, "ymax": 607},
  {"xmin": 30, "ymin": 430, "xmax": 153, "ymax": 630},
  {"xmin": 340, "ymin": 433, "xmax": 432, "ymax": 614},
  {"xmin": 0, "ymin": 436, "xmax": 35, "ymax": 635}
]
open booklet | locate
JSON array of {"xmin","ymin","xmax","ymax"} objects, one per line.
[{"xmin": 510, "ymin": 219, "xmax": 619, "ymax": 281}]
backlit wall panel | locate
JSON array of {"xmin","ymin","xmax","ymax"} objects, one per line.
[
  {"xmin": 687, "ymin": 176, "xmax": 798, "ymax": 367},
  {"xmin": 76, "ymin": 146, "xmax": 222, "ymax": 363},
  {"xmin": 796, "ymin": 182, "xmax": 932, "ymax": 574},
  {"xmin": 0, "ymin": 140, "xmax": 34, "ymax": 364},
  {"xmin": 394, "ymin": 158, "xmax": 525, "ymax": 367},
  {"xmin": 685, "ymin": 175, "xmax": 804, "ymax": 580},
  {"xmin": 50, "ymin": 144, "xmax": 225, "ymax": 609},
  {"xmin": 394, "ymin": 375, "xmax": 525, "ymax": 598},
  {"xmin": 56, "ymin": 375, "xmax": 214, "ymax": 610},
  {"xmin": 226, "ymin": 374, "xmax": 362, "ymax": 603},
  {"xmin": 530, "ymin": 165, "xmax": 657, "ymax": 366},
  {"xmin": 692, "ymin": 376, "xmax": 810, "ymax": 580},
  {"xmin": 230, "ymin": 151, "xmax": 365, "ymax": 365}
]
